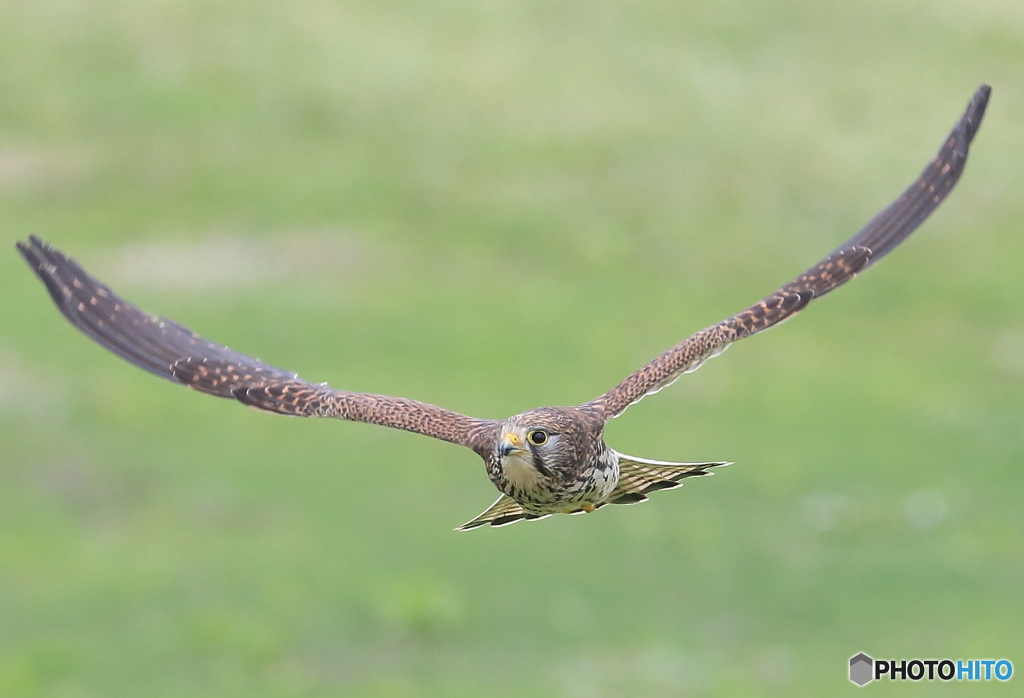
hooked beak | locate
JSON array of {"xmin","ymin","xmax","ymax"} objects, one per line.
[{"xmin": 500, "ymin": 432, "xmax": 527, "ymax": 457}]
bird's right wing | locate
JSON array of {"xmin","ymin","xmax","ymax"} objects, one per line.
[
  {"xmin": 17, "ymin": 236, "xmax": 499, "ymax": 454},
  {"xmin": 587, "ymin": 84, "xmax": 990, "ymax": 421}
]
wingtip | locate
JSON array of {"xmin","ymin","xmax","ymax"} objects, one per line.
[
  {"xmin": 17, "ymin": 234, "xmax": 46, "ymax": 253},
  {"xmin": 971, "ymin": 83, "xmax": 991, "ymax": 116},
  {"xmin": 957, "ymin": 84, "xmax": 991, "ymax": 151},
  {"xmin": 15, "ymin": 236, "xmax": 37, "ymax": 261},
  {"xmin": 16, "ymin": 235, "xmax": 59, "ymax": 273},
  {"xmin": 16, "ymin": 237, "xmax": 54, "ymax": 291}
]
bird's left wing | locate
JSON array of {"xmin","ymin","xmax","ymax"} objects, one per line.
[
  {"xmin": 587, "ymin": 84, "xmax": 990, "ymax": 421},
  {"xmin": 17, "ymin": 235, "xmax": 499, "ymax": 453}
]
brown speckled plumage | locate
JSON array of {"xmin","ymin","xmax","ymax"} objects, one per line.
[
  {"xmin": 588, "ymin": 86, "xmax": 989, "ymax": 420},
  {"xmin": 17, "ymin": 85, "xmax": 990, "ymax": 530}
]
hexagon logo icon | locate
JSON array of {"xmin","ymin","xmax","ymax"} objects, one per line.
[{"xmin": 850, "ymin": 653, "xmax": 874, "ymax": 686}]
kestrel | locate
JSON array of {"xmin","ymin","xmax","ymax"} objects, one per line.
[{"xmin": 18, "ymin": 85, "xmax": 990, "ymax": 530}]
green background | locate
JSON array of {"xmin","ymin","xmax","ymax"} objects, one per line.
[{"xmin": 1, "ymin": 1, "xmax": 1021, "ymax": 695}]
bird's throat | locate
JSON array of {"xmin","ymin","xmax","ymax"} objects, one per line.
[{"xmin": 502, "ymin": 453, "xmax": 547, "ymax": 492}]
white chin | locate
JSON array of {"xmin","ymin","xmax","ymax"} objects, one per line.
[{"xmin": 502, "ymin": 453, "xmax": 544, "ymax": 490}]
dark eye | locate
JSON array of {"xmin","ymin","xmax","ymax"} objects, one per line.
[{"xmin": 527, "ymin": 429, "xmax": 548, "ymax": 446}]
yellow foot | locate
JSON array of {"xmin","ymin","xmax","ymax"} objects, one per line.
[{"xmin": 581, "ymin": 504, "xmax": 595, "ymax": 513}]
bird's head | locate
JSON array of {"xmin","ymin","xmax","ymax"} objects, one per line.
[{"xmin": 497, "ymin": 407, "xmax": 602, "ymax": 482}]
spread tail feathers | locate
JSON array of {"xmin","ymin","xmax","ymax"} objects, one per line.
[
  {"xmin": 458, "ymin": 456, "xmax": 728, "ymax": 530},
  {"xmin": 608, "ymin": 454, "xmax": 729, "ymax": 505},
  {"xmin": 456, "ymin": 494, "xmax": 551, "ymax": 531}
]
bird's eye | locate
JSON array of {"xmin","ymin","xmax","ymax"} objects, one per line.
[{"xmin": 527, "ymin": 429, "xmax": 548, "ymax": 446}]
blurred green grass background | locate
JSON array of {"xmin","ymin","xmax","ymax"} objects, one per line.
[{"xmin": 1, "ymin": 1, "xmax": 1022, "ymax": 696}]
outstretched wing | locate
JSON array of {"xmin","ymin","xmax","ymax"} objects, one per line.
[
  {"xmin": 17, "ymin": 236, "xmax": 499, "ymax": 453},
  {"xmin": 588, "ymin": 84, "xmax": 990, "ymax": 421}
]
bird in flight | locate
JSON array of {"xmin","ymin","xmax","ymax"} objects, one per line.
[{"xmin": 18, "ymin": 85, "xmax": 990, "ymax": 530}]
